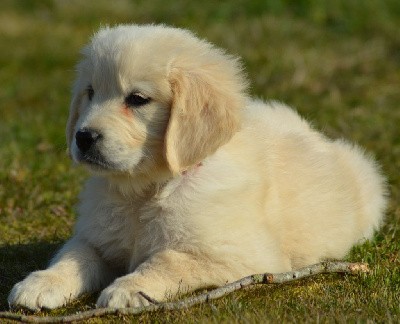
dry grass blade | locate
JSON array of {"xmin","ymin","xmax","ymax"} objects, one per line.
[{"xmin": 0, "ymin": 261, "xmax": 369, "ymax": 323}]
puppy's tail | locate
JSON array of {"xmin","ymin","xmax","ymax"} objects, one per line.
[{"xmin": 333, "ymin": 139, "xmax": 388, "ymax": 241}]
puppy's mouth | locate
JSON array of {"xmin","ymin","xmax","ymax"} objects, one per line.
[{"xmin": 76, "ymin": 151, "xmax": 116, "ymax": 171}]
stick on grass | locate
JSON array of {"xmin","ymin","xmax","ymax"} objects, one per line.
[{"xmin": 0, "ymin": 261, "xmax": 369, "ymax": 323}]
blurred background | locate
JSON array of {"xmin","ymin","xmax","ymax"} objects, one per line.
[{"xmin": 0, "ymin": 0, "xmax": 399, "ymax": 320}]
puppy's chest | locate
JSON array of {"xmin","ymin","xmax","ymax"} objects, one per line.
[{"xmin": 85, "ymin": 195, "xmax": 189, "ymax": 270}]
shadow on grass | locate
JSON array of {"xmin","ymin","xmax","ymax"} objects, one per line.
[{"xmin": 0, "ymin": 240, "xmax": 64, "ymax": 311}]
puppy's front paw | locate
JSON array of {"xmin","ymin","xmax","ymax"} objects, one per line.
[
  {"xmin": 8, "ymin": 270, "xmax": 75, "ymax": 310},
  {"xmin": 96, "ymin": 279, "xmax": 155, "ymax": 308}
]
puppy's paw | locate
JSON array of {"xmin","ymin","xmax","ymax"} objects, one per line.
[
  {"xmin": 8, "ymin": 270, "xmax": 75, "ymax": 310},
  {"xmin": 96, "ymin": 279, "xmax": 156, "ymax": 308}
]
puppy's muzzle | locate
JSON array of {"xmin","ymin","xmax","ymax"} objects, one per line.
[{"xmin": 75, "ymin": 128, "xmax": 102, "ymax": 154}]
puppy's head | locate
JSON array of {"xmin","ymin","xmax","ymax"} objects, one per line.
[{"xmin": 67, "ymin": 25, "xmax": 247, "ymax": 178}]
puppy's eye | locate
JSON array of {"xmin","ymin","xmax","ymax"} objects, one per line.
[
  {"xmin": 87, "ymin": 85, "xmax": 94, "ymax": 101},
  {"xmin": 125, "ymin": 92, "xmax": 151, "ymax": 108}
]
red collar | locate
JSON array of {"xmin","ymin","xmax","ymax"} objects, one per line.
[{"xmin": 181, "ymin": 162, "xmax": 203, "ymax": 175}]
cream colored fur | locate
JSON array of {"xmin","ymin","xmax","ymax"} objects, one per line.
[{"xmin": 8, "ymin": 24, "xmax": 387, "ymax": 310}]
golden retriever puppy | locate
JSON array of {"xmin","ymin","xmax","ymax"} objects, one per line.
[{"xmin": 8, "ymin": 24, "xmax": 387, "ymax": 310}]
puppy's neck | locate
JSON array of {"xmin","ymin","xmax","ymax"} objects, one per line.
[
  {"xmin": 107, "ymin": 169, "xmax": 172, "ymax": 198},
  {"xmin": 106, "ymin": 161, "xmax": 204, "ymax": 199}
]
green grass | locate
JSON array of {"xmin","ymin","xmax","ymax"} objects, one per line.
[{"xmin": 0, "ymin": 0, "xmax": 399, "ymax": 322}]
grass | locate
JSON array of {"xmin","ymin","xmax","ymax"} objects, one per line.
[{"xmin": 0, "ymin": 0, "xmax": 399, "ymax": 322}]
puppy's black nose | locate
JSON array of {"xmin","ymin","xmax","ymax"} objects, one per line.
[{"xmin": 75, "ymin": 129, "xmax": 102, "ymax": 153}]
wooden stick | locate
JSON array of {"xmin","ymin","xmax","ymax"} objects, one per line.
[{"xmin": 0, "ymin": 261, "xmax": 369, "ymax": 323}]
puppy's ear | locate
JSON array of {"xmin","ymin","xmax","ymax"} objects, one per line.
[
  {"xmin": 65, "ymin": 85, "xmax": 82, "ymax": 156},
  {"xmin": 165, "ymin": 57, "xmax": 247, "ymax": 174}
]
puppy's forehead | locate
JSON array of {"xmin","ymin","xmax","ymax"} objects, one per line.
[
  {"xmin": 83, "ymin": 25, "xmax": 203, "ymax": 94},
  {"xmin": 90, "ymin": 24, "xmax": 200, "ymax": 54}
]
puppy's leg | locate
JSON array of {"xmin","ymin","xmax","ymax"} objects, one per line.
[
  {"xmin": 8, "ymin": 237, "xmax": 115, "ymax": 310},
  {"xmin": 97, "ymin": 249, "xmax": 235, "ymax": 308}
]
